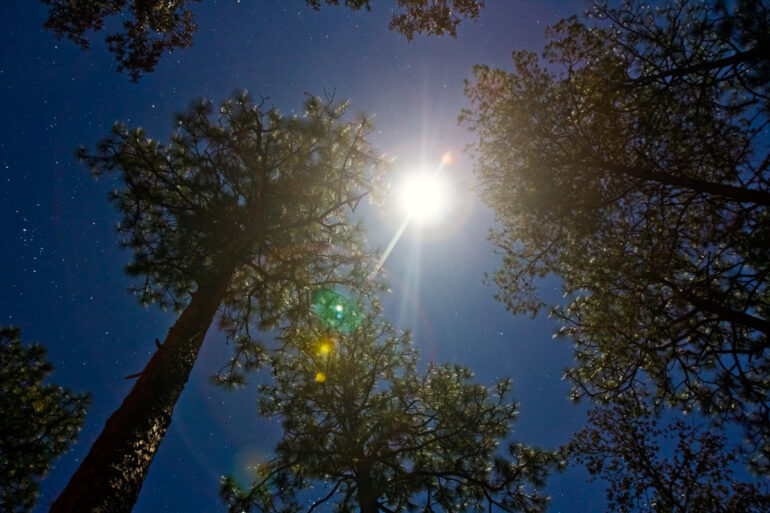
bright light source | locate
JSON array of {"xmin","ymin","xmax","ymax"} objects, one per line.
[{"xmin": 398, "ymin": 172, "xmax": 448, "ymax": 223}]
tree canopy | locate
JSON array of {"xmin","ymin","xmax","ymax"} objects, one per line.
[
  {"xmin": 222, "ymin": 305, "xmax": 556, "ymax": 513},
  {"xmin": 0, "ymin": 326, "xmax": 90, "ymax": 513},
  {"xmin": 462, "ymin": 0, "xmax": 770, "ymax": 471},
  {"xmin": 86, "ymin": 91, "xmax": 381, "ymax": 343},
  {"xmin": 50, "ymin": 92, "xmax": 383, "ymax": 513},
  {"xmin": 41, "ymin": 0, "xmax": 484, "ymax": 80},
  {"xmin": 569, "ymin": 401, "xmax": 770, "ymax": 513}
]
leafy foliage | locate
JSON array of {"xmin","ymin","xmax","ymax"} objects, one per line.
[
  {"xmin": 41, "ymin": 0, "xmax": 198, "ymax": 81},
  {"xmin": 41, "ymin": 0, "xmax": 484, "ymax": 80},
  {"xmin": 83, "ymin": 90, "xmax": 383, "ymax": 384},
  {"xmin": 388, "ymin": 0, "xmax": 483, "ymax": 40},
  {"xmin": 462, "ymin": 0, "xmax": 770, "ymax": 470},
  {"xmin": 221, "ymin": 306, "xmax": 557, "ymax": 513},
  {"xmin": 0, "ymin": 326, "xmax": 90, "ymax": 513},
  {"xmin": 308, "ymin": 0, "xmax": 483, "ymax": 39},
  {"xmin": 569, "ymin": 402, "xmax": 770, "ymax": 513}
]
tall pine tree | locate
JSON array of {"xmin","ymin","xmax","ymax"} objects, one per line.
[{"xmin": 50, "ymin": 92, "xmax": 383, "ymax": 513}]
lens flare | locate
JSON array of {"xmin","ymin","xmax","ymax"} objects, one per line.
[{"xmin": 312, "ymin": 289, "xmax": 361, "ymax": 333}]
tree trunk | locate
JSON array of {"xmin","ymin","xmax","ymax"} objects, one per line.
[
  {"xmin": 49, "ymin": 266, "xmax": 235, "ymax": 513},
  {"xmin": 360, "ymin": 498, "xmax": 380, "ymax": 513},
  {"xmin": 357, "ymin": 473, "xmax": 380, "ymax": 513}
]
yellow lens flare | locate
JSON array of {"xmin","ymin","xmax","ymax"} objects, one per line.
[
  {"xmin": 315, "ymin": 372, "xmax": 326, "ymax": 383},
  {"xmin": 318, "ymin": 336, "xmax": 333, "ymax": 356}
]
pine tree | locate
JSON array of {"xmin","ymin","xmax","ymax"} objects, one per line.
[
  {"xmin": 462, "ymin": 0, "xmax": 770, "ymax": 470},
  {"xmin": 50, "ymin": 92, "xmax": 383, "ymax": 513},
  {"xmin": 221, "ymin": 304, "xmax": 557, "ymax": 513},
  {"xmin": 0, "ymin": 326, "xmax": 90, "ymax": 513}
]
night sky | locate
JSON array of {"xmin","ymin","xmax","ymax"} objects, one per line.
[{"xmin": 1, "ymin": 1, "xmax": 613, "ymax": 512}]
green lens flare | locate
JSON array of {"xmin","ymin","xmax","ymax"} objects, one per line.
[{"xmin": 312, "ymin": 289, "xmax": 361, "ymax": 333}]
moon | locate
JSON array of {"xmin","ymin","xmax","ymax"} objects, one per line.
[{"xmin": 398, "ymin": 171, "xmax": 449, "ymax": 224}]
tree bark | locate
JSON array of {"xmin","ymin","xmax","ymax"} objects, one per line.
[
  {"xmin": 357, "ymin": 473, "xmax": 380, "ymax": 513},
  {"xmin": 49, "ymin": 265, "xmax": 235, "ymax": 513}
]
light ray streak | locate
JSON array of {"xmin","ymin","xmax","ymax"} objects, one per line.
[{"xmin": 367, "ymin": 214, "xmax": 412, "ymax": 282}]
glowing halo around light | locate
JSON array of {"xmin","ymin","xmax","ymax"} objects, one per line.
[
  {"xmin": 398, "ymin": 172, "xmax": 449, "ymax": 224},
  {"xmin": 366, "ymin": 151, "xmax": 475, "ymax": 283}
]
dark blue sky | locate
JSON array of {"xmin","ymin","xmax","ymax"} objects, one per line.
[{"xmin": 0, "ymin": 2, "xmax": 610, "ymax": 512}]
